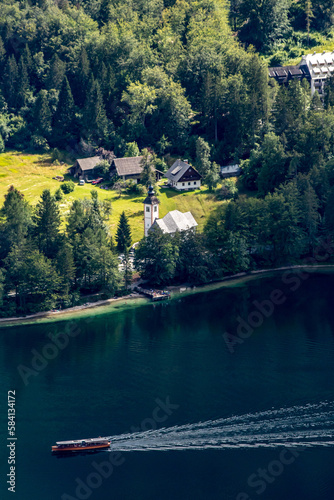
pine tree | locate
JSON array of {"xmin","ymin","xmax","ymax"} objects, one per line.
[
  {"xmin": 46, "ymin": 54, "xmax": 66, "ymax": 91},
  {"xmin": 53, "ymin": 76, "xmax": 75, "ymax": 143},
  {"xmin": 116, "ymin": 211, "xmax": 132, "ymax": 252},
  {"xmin": 34, "ymin": 90, "xmax": 52, "ymax": 138},
  {"xmin": 124, "ymin": 141, "xmax": 140, "ymax": 157},
  {"xmin": 22, "ymin": 44, "xmax": 33, "ymax": 76},
  {"xmin": 196, "ymin": 137, "xmax": 211, "ymax": 177},
  {"xmin": 304, "ymin": 0, "xmax": 314, "ymax": 44},
  {"xmin": 3, "ymin": 55, "xmax": 18, "ymax": 110},
  {"xmin": 0, "ymin": 36, "xmax": 5, "ymax": 69},
  {"xmin": 122, "ymin": 250, "xmax": 133, "ymax": 291},
  {"xmin": 1, "ymin": 186, "xmax": 32, "ymax": 252},
  {"xmin": 205, "ymin": 162, "xmax": 220, "ymax": 191},
  {"xmin": 72, "ymin": 47, "xmax": 91, "ymax": 107},
  {"xmin": 97, "ymin": 62, "xmax": 116, "ymax": 117},
  {"xmin": 55, "ymin": 242, "xmax": 75, "ymax": 295},
  {"xmin": 83, "ymin": 79, "xmax": 108, "ymax": 143},
  {"xmin": 17, "ymin": 56, "xmax": 30, "ymax": 109},
  {"xmin": 33, "ymin": 189, "xmax": 61, "ymax": 259}
]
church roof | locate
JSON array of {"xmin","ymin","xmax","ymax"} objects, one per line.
[{"xmin": 152, "ymin": 210, "xmax": 197, "ymax": 234}]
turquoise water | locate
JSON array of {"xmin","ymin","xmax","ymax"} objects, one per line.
[{"xmin": 1, "ymin": 273, "xmax": 334, "ymax": 499}]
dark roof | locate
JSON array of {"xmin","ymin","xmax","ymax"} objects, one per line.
[
  {"xmin": 113, "ymin": 156, "xmax": 144, "ymax": 176},
  {"xmin": 268, "ymin": 65, "xmax": 310, "ymax": 84},
  {"xmin": 165, "ymin": 159, "xmax": 202, "ymax": 182},
  {"xmin": 76, "ymin": 156, "xmax": 101, "ymax": 171},
  {"xmin": 143, "ymin": 185, "xmax": 160, "ymax": 205}
]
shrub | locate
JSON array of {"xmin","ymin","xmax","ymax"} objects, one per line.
[
  {"xmin": 0, "ymin": 134, "xmax": 4, "ymax": 153},
  {"xmin": 60, "ymin": 180, "xmax": 75, "ymax": 194},
  {"xmin": 54, "ymin": 188, "xmax": 63, "ymax": 201},
  {"xmin": 95, "ymin": 159, "xmax": 110, "ymax": 176},
  {"xmin": 30, "ymin": 135, "xmax": 50, "ymax": 152},
  {"xmin": 51, "ymin": 148, "xmax": 61, "ymax": 163},
  {"xmin": 220, "ymin": 179, "xmax": 238, "ymax": 200},
  {"xmin": 134, "ymin": 183, "xmax": 147, "ymax": 196}
]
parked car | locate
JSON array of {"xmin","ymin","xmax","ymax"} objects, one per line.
[
  {"xmin": 79, "ymin": 179, "xmax": 85, "ymax": 185},
  {"xmin": 91, "ymin": 177, "xmax": 103, "ymax": 185}
]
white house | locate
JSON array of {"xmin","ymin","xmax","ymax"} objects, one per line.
[
  {"xmin": 165, "ymin": 159, "xmax": 202, "ymax": 191},
  {"xmin": 220, "ymin": 164, "xmax": 241, "ymax": 178}
]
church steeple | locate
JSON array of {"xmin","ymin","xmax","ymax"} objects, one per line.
[{"xmin": 143, "ymin": 186, "xmax": 160, "ymax": 236}]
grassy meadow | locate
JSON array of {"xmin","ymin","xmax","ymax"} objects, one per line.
[{"xmin": 0, "ymin": 150, "xmax": 226, "ymax": 243}]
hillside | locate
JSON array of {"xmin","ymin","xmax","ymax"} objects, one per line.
[{"xmin": 0, "ymin": 150, "xmax": 225, "ymax": 242}]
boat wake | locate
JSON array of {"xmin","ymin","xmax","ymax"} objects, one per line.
[{"xmin": 104, "ymin": 402, "xmax": 334, "ymax": 452}]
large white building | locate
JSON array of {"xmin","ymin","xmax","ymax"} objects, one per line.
[
  {"xmin": 300, "ymin": 51, "xmax": 334, "ymax": 95},
  {"xmin": 269, "ymin": 51, "xmax": 334, "ymax": 96}
]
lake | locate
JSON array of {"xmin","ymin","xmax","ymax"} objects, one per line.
[{"xmin": 1, "ymin": 272, "xmax": 334, "ymax": 500}]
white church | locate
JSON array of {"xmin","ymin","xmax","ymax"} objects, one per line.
[{"xmin": 143, "ymin": 186, "xmax": 198, "ymax": 237}]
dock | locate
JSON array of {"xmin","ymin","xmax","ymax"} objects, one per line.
[{"xmin": 134, "ymin": 286, "xmax": 171, "ymax": 301}]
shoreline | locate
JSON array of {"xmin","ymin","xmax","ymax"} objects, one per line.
[{"xmin": 1, "ymin": 264, "xmax": 334, "ymax": 328}]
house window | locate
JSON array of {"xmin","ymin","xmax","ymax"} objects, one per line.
[
  {"xmin": 188, "ymin": 182, "xmax": 191, "ymax": 185},
  {"xmin": 154, "ymin": 206, "xmax": 157, "ymax": 212},
  {"xmin": 146, "ymin": 207, "xmax": 150, "ymax": 212},
  {"xmin": 182, "ymin": 183, "xmax": 185, "ymax": 186},
  {"xmin": 194, "ymin": 182, "xmax": 196, "ymax": 185}
]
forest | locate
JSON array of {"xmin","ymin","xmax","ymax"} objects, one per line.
[{"xmin": 2, "ymin": 0, "xmax": 334, "ymax": 314}]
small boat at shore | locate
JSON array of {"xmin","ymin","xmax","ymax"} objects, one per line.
[{"xmin": 51, "ymin": 437, "xmax": 110, "ymax": 453}]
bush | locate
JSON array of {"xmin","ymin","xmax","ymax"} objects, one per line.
[
  {"xmin": 95, "ymin": 159, "xmax": 110, "ymax": 177},
  {"xmin": 155, "ymin": 157, "xmax": 167, "ymax": 172},
  {"xmin": 29, "ymin": 135, "xmax": 50, "ymax": 152},
  {"xmin": 134, "ymin": 183, "xmax": 147, "ymax": 196},
  {"xmin": 54, "ymin": 188, "xmax": 63, "ymax": 201},
  {"xmin": 0, "ymin": 134, "xmax": 4, "ymax": 153},
  {"xmin": 219, "ymin": 179, "xmax": 238, "ymax": 200},
  {"xmin": 125, "ymin": 180, "xmax": 147, "ymax": 196},
  {"xmin": 60, "ymin": 180, "xmax": 75, "ymax": 194},
  {"xmin": 51, "ymin": 148, "xmax": 61, "ymax": 163}
]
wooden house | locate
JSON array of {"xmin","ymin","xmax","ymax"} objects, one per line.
[
  {"xmin": 110, "ymin": 156, "xmax": 164, "ymax": 183},
  {"xmin": 72, "ymin": 156, "xmax": 101, "ymax": 179},
  {"xmin": 165, "ymin": 159, "xmax": 202, "ymax": 190}
]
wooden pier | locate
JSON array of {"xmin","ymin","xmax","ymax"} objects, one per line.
[{"xmin": 134, "ymin": 286, "xmax": 171, "ymax": 301}]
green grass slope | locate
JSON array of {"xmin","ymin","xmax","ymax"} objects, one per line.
[{"xmin": 0, "ymin": 151, "xmax": 225, "ymax": 243}]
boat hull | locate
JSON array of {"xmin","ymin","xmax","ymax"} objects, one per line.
[{"xmin": 52, "ymin": 442, "xmax": 110, "ymax": 453}]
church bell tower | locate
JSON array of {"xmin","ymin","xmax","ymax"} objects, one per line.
[{"xmin": 143, "ymin": 186, "xmax": 160, "ymax": 237}]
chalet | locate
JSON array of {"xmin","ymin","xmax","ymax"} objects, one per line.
[
  {"xmin": 110, "ymin": 156, "xmax": 164, "ymax": 183},
  {"xmin": 151, "ymin": 210, "xmax": 198, "ymax": 234},
  {"xmin": 220, "ymin": 164, "xmax": 241, "ymax": 178},
  {"xmin": 165, "ymin": 159, "xmax": 202, "ymax": 190},
  {"xmin": 72, "ymin": 156, "xmax": 101, "ymax": 179}
]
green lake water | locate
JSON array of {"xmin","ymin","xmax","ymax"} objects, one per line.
[{"xmin": 1, "ymin": 272, "xmax": 334, "ymax": 500}]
